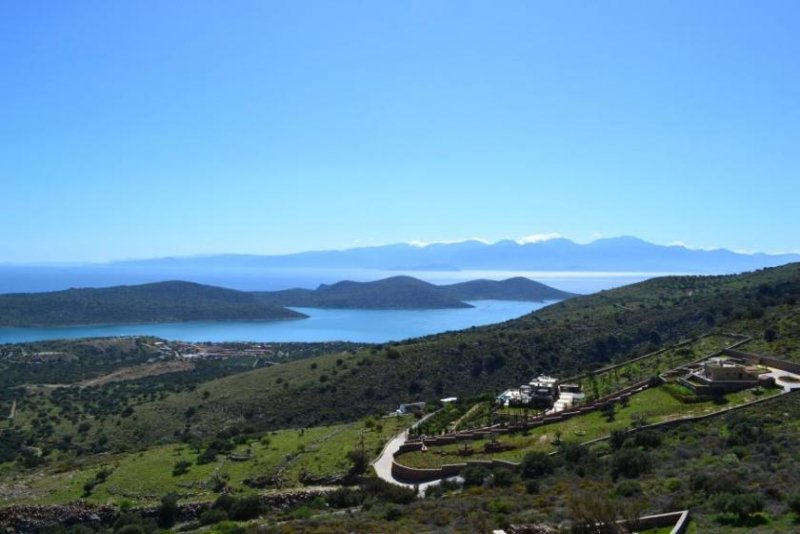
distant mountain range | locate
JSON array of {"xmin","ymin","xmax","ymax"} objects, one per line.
[
  {"xmin": 113, "ymin": 236, "xmax": 800, "ymax": 273},
  {"xmin": 0, "ymin": 277, "xmax": 573, "ymax": 327}
]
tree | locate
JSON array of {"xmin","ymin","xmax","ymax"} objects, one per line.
[
  {"xmin": 611, "ymin": 448, "xmax": 652, "ymax": 479},
  {"xmin": 157, "ymin": 494, "xmax": 179, "ymax": 528},
  {"xmin": 461, "ymin": 465, "xmax": 491, "ymax": 487},
  {"xmin": 346, "ymin": 449, "xmax": 368, "ymax": 475},
  {"xmin": 521, "ymin": 451, "xmax": 555, "ymax": 478}
]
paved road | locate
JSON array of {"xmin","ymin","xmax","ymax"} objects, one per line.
[{"xmin": 371, "ymin": 412, "xmax": 454, "ymax": 495}]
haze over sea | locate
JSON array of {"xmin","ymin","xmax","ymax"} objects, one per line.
[{"xmin": 0, "ymin": 267, "xmax": 663, "ymax": 344}]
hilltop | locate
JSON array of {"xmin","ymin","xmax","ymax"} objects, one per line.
[
  {"xmin": 255, "ymin": 276, "xmax": 473, "ymax": 309},
  {"xmin": 0, "ymin": 281, "xmax": 307, "ymax": 327},
  {"xmin": 437, "ymin": 276, "xmax": 574, "ymax": 301}
]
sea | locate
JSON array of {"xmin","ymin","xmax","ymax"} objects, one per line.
[{"xmin": 0, "ymin": 266, "xmax": 671, "ymax": 344}]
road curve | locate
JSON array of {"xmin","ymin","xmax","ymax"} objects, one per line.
[{"xmin": 371, "ymin": 412, "xmax": 449, "ymax": 495}]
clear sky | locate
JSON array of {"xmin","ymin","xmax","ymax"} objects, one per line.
[{"xmin": 1, "ymin": 1, "xmax": 798, "ymax": 262}]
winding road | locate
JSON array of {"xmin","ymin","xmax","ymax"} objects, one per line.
[{"xmin": 371, "ymin": 412, "xmax": 454, "ymax": 494}]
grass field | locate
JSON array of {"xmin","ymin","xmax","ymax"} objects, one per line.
[
  {"xmin": 398, "ymin": 385, "xmax": 781, "ymax": 469},
  {"xmin": 0, "ymin": 414, "xmax": 412, "ymax": 507}
]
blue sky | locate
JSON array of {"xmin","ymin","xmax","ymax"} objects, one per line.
[{"xmin": 1, "ymin": 1, "xmax": 798, "ymax": 262}]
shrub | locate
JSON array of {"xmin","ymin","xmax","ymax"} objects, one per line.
[
  {"xmin": 361, "ymin": 478, "xmax": 416, "ymax": 504},
  {"xmin": 631, "ymin": 430, "xmax": 662, "ymax": 449},
  {"xmin": 611, "ymin": 448, "xmax": 652, "ymax": 479},
  {"xmin": 786, "ymin": 492, "xmax": 800, "ymax": 515},
  {"xmin": 327, "ymin": 487, "xmax": 364, "ymax": 508},
  {"xmin": 384, "ymin": 506, "xmax": 402, "ymax": 521},
  {"xmin": 346, "ymin": 449, "xmax": 368, "ymax": 475},
  {"xmin": 157, "ymin": 494, "xmax": 178, "ymax": 528},
  {"xmin": 425, "ymin": 478, "xmax": 462, "ymax": 499},
  {"xmin": 609, "ymin": 429, "xmax": 627, "ymax": 451},
  {"xmin": 491, "ymin": 467, "xmax": 516, "ymax": 487},
  {"xmin": 462, "ymin": 465, "xmax": 491, "ymax": 487},
  {"xmin": 172, "ymin": 460, "xmax": 191, "ymax": 477},
  {"xmin": 228, "ymin": 495, "xmax": 265, "ymax": 521},
  {"xmin": 212, "ymin": 494, "xmax": 236, "ymax": 511},
  {"xmin": 521, "ymin": 451, "xmax": 555, "ymax": 478},
  {"xmin": 199, "ymin": 508, "xmax": 228, "ymax": 525},
  {"xmin": 615, "ymin": 480, "xmax": 642, "ymax": 497},
  {"xmin": 714, "ymin": 492, "xmax": 765, "ymax": 523},
  {"xmin": 524, "ymin": 480, "xmax": 539, "ymax": 494}
]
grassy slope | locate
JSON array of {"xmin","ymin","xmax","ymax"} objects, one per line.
[
  {"xmin": 0, "ymin": 415, "xmax": 412, "ymax": 507},
  {"xmin": 112, "ymin": 263, "xmax": 800, "ymax": 449}
]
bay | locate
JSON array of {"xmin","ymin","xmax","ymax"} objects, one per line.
[{"xmin": 0, "ymin": 300, "xmax": 551, "ymax": 344}]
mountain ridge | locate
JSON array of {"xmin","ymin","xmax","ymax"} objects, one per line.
[{"xmin": 107, "ymin": 236, "xmax": 800, "ymax": 273}]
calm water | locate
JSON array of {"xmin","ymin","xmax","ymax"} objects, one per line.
[
  {"xmin": 0, "ymin": 300, "xmax": 552, "ymax": 344},
  {"xmin": 0, "ymin": 267, "xmax": 669, "ymax": 344}
]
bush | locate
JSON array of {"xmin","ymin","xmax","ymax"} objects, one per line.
[
  {"xmin": 714, "ymin": 492, "xmax": 765, "ymax": 523},
  {"xmin": 462, "ymin": 465, "xmax": 491, "ymax": 487},
  {"xmin": 384, "ymin": 506, "xmax": 402, "ymax": 521},
  {"xmin": 327, "ymin": 487, "xmax": 364, "ymax": 508},
  {"xmin": 786, "ymin": 492, "xmax": 800, "ymax": 515},
  {"xmin": 615, "ymin": 480, "xmax": 642, "ymax": 497},
  {"xmin": 609, "ymin": 429, "xmax": 627, "ymax": 451},
  {"xmin": 228, "ymin": 495, "xmax": 265, "ymax": 521},
  {"xmin": 157, "ymin": 494, "xmax": 179, "ymax": 528},
  {"xmin": 199, "ymin": 508, "xmax": 228, "ymax": 525},
  {"xmin": 524, "ymin": 480, "xmax": 539, "ymax": 494},
  {"xmin": 521, "ymin": 451, "xmax": 555, "ymax": 478},
  {"xmin": 491, "ymin": 467, "xmax": 516, "ymax": 487},
  {"xmin": 424, "ymin": 478, "xmax": 462, "ymax": 499},
  {"xmin": 346, "ymin": 449, "xmax": 368, "ymax": 475},
  {"xmin": 611, "ymin": 448, "xmax": 652, "ymax": 479},
  {"xmin": 212, "ymin": 494, "xmax": 236, "ymax": 511},
  {"xmin": 631, "ymin": 430, "xmax": 662, "ymax": 449},
  {"xmin": 172, "ymin": 460, "xmax": 191, "ymax": 477},
  {"xmin": 361, "ymin": 478, "xmax": 416, "ymax": 504}
]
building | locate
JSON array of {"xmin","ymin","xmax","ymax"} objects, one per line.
[
  {"xmin": 496, "ymin": 375, "xmax": 560, "ymax": 409},
  {"xmin": 680, "ymin": 357, "xmax": 773, "ymax": 394}
]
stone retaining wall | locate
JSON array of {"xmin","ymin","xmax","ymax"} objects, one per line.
[{"xmin": 391, "ymin": 458, "xmax": 522, "ymax": 483}]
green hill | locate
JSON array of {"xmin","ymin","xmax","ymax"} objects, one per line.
[
  {"xmin": 0, "ymin": 281, "xmax": 307, "ymax": 327},
  {"xmin": 438, "ymin": 276, "xmax": 575, "ymax": 301},
  {"xmin": 254, "ymin": 275, "xmax": 574, "ymax": 309},
  {"xmin": 255, "ymin": 275, "xmax": 473, "ymax": 309}
]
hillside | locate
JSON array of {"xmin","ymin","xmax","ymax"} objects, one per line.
[
  {"xmin": 254, "ymin": 276, "xmax": 473, "ymax": 309},
  {"xmin": 438, "ymin": 276, "xmax": 574, "ymax": 301},
  {"xmin": 0, "ymin": 281, "xmax": 307, "ymax": 327},
  {"xmin": 109, "ymin": 263, "xmax": 800, "ymax": 448}
]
